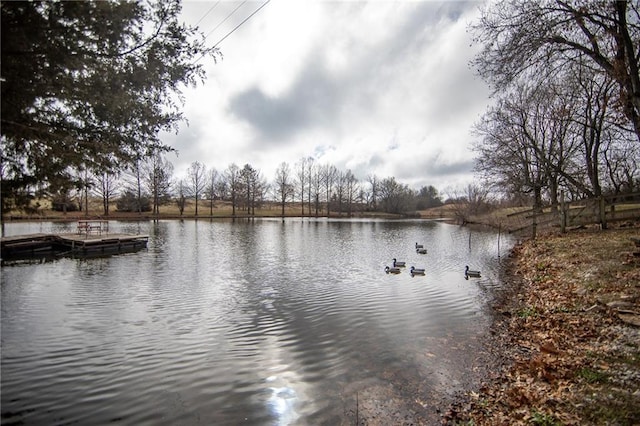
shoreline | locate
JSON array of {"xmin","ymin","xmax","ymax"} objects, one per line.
[
  {"xmin": 1, "ymin": 214, "xmax": 438, "ymax": 222},
  {"xmin": 444, "ymin": 223, "xmax": 640, "ymax": 425}
]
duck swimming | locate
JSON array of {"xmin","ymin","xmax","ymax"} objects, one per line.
[
  {"xmin": 416, "ymin": 248, "xmax": 427, "ymax": 254},
  {"xmin": 410, "ymin": 266, "xmax": 425, "ymax": 275},
  {"xmin": 392, "ymin": 258, "xmax": 406, "ymax": 267},
  {"xmin": 415, "ymin": 242, "xmax": 424, "ymax": 249},
  {"xmin": 385, "ymin": 266, "xmax": 401, "ymax": 274},
  {"xmin": 465, "ymin": 265, "xmax": 481, "ymax": 278}
]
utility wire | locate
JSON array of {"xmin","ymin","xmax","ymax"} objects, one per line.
[
  {"xmin": 194, "ymin": 1, "xmax": 220, "ymax": 27},
  {"xmin": 212, "ymin": 0, "xmax": 271, "ymax": 48},
  {"xmin": 194, "ymin": 0, "xmax": 271, "ymax": 64},
  {"xmin": 204, "ymin": 1, "xmax": 247, "ymax": 41}
]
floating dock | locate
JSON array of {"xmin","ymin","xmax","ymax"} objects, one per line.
[{"xmin": 1, "ymin": 232, "xmax": 149, "ymax": 260}]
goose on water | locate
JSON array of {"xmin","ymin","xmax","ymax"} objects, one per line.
[
  {"xmin": 416, "ymin": 248, "xmax": 427, "ymax": 254},
  {"xmin": 392, "ymin": 258, "xmax": 406, "ymax": 267},
  {"xmin": 465, "ymin": 265, "xmax": 481, "ymax": 278},
  {"xmin": 410, "ymin": 266, "xmax": 425, "ymax": 275},
  {"xmin": 385, "ymin": 266, "xmax": 401, "ymax": 274},
  {"xmin": 415, "ymin": 242, "xmax": 424, "ymax": 249}
]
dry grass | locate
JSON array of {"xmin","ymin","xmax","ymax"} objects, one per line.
[
  {"xmin": 416, "ymin": 204, "xmax": 459, "ymax": 219},
  {"xmin": 3, "ymin": 198, "xmax": 407, "ymax": 221}
]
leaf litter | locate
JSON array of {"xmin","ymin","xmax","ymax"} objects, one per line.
[{"xmin": 443, "ymin": 222, "xmax": 640, "ymax": 425}]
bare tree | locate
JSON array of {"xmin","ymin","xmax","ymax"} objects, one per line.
[
  {"xmin": 306, "ymin": 157, "xmax": 315, "ymax": 215},
  {"xmin": 93, "ymin": 172, "xmax": 120, "ymax": 216},
  {"xmin": 205, "ymin": 168, "xmax": 219, "ymax": 216},
  {"xmin": 296, "ymin": 157, "xmax": 310, "ymax": 215},
  {"xmin": 142, "ymin": 153, "xmax": 174, "ymax": 215},
  {"xmin": 344, "ymin": 169, "xmax": 359, "ymax": 217},
  {"xmin": 334, "ymin": 170, "xmax": 346, "ymax": 214},
  {"xmin": 446, "ymin": 184, "xmax": 492, "ymax": 225},
  {"xmin": 187, "ymin": 161, "xmax": 206, "ymax": 216},
  {"xmin": 122, "ymin": 158, "xmax": 145, "ymax": 214},
  {"xmin": 311, "ymin": 164, "xmax": 323, "ymax": 216},
  {"xmin": 175, "ymin": 179, "xmax": 187, "ymax": 216},
  {"xmin": 604, "ymin": 136, "xmax": 640, "ymax": 193},
  {"xmin": 473, "ymin": 82, "xmax": 582, "ymax": 209},
  {"xmin": 133, "ymin": 159, "xmax": 143, "ymax": 214},
  {"xmin": 253, "ymin": 170, "xmax": 269, "ymax": 214},
  {"xmin": 322, "ymin": 164, "xmax": 337, "ymax": 216},
  {"xmin": 274, "ymin": 162, "xmax": 294, "ymax": 217},
  {"xmin": 472, "ymin": 1, "xmax": 640, "ymax": 142},
  {"xmin": 75, "ymin": 167, "xmax": 93, "ymax": 216},
  {"xmin": 367, "ymin": 174, "xmax": 379, "ymax": 211},
  {"xmin": 224, "ymin": 163, "xmax": 240, "ymax": 216}
]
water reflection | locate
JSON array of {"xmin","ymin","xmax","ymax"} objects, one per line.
[{"xmin": 1, "ymin": 219, "xmax": 514, "ymax": 425}]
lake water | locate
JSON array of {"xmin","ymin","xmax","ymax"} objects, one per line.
[{"xmin": 1, "ymin": 218, "xmax": 514, "ymax": 425}]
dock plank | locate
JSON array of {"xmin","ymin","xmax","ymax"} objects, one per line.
[{"xmin": 2, "ymin": 232, "xmax": 148, "ymax": 260}]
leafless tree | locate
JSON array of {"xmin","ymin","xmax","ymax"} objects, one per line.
[
  {"xmin": 205, "ymin": 168, "xmax": 219, "ymax": 216},
  {"xmin": 124, "ymin": 158, "xmax": 145, "ymax": 214},
  {"xmin": 142, "ymin": 153, "xmax": 173, "ymax": 215},
  {"xmin": 604, "ymin": 137, "xmax": 640, "ymax": 193},
  {"xmin": 175, "ymin": 178, "xmax": 187, "ymax": 216},
  {"xmin": 334, "ymin": 170, "xmax": 346, "ymax": 214},
  {"xmin": 187, "ymin": 161, "xmax": 206, "ymax": 216},
  {"xmin": 321, "ymin": 164, "xmax": 338, "ymax": 216},
  {"xmin": 310, "ymin": 164, "xmax": 324, "ymax": 217},
  {"xmin": 472, "ymin": 0, "xmax": 640, "ymax": 142},
  {"xmin": 367, "ymin": 174, "xmax": 379, "ymax": 211},
  {"xmin": 274, "ymin": 162, "xmax": 294, "ymax": 217},
  {"xmin": 224, "ymin": 163, "xmax": 240, "ymax": 216},
  {"xmin": 296, "ymin": 157, "xmax": 311, "ymax": 215},
  {"xmin": 473, "ymin": 82, "xmax": 582, "ymax": 210},
  {"xmin": 76, "ymin": 167, "xmax": 93, "ymax": 216},
  {"xmin": 306, "ymin": 157, "xmax": 315, "ymax": 215},
  {"xmin": 344, "ymin": 169, "xmax": 359, "ymax": 217},
  {"xmin": 445, "ymin": 184, "xmax": 493, "ymax": 224},
  {"xmin": 93, "ymin": 171, "xmax": 120, "ymax": 216}
]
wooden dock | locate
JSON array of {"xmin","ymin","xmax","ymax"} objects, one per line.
[{"xmin": 1, "ymin": 232, "xmax": 149, "ymax": 260}]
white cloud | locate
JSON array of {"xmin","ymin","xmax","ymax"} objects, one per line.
[{"xmin": 165, "ymin": 0, "xmax": 489, "ymax": 192}]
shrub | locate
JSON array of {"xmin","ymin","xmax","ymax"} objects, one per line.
[
  {"xmin": 51, "ymin": 198, "xmax": 79, "ymax": 212},
  {"xmin": 116, "ymin": 191, "xmax": 151, "ymax": 212}
]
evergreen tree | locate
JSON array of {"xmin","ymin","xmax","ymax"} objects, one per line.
[{"xmin": 1, "ymin": 0, "xmax": 219, "ymax": 211}]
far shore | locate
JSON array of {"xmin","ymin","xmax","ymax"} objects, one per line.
[{"xmin": 1, "ymin": 206, "xmax": 459, "ymax": 224}]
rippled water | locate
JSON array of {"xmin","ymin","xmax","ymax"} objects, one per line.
[{"xmin": 1, "ymin": 218, "xmax": 514, "ymax": 425}]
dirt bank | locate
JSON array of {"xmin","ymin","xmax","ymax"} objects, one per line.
[{"xmin": 444, "ymin": 223, "xmax": 640, "ymax": 425}]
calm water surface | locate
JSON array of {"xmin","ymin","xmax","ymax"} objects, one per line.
[{"xmin": 1, "ymin": 219, "xmax": 514, "ymax": 425}]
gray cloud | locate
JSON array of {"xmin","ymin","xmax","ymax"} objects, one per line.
[
  {"xmin": 228, "ymin": 58, "xmax": 344, "ymax": 143},
  {"xmin": 227, "ymin": 2, "xmax": 476, "ymax": 145},
  {"xmin": 174, "ymin": 1, "xmax": 487, "ymax": 189}
]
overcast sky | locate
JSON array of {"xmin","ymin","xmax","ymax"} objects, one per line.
[{"xmin": 163, "ymin": 0, "xmax": 490, "ymax": 194}]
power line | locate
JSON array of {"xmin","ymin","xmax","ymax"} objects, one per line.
[
  {"xmin": 194, "ymin": 0, "xmax": 271, "ymax": 64},
  {"xmin": 194, "ymin": 1, "xmax": 220, "ymax": 27},
  {"xmin": 212, "ymin": 0, "xmax": 271, "ymax": 48},
  {"xmin": 204, "ymin": 1, "xmax": 247, "ymax": 41}
]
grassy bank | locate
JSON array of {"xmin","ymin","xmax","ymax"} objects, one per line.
[
  {"xmin": 446, "ymin": 223, "xmax": 640, "ymax": 425},
  {"xmin": 2, "ymin": 199, "xmax": 426, "ymax": 222}
]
